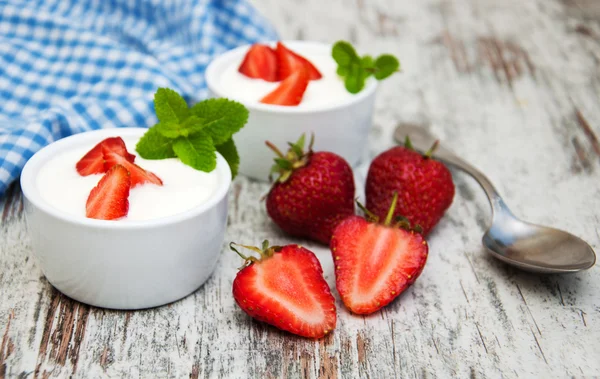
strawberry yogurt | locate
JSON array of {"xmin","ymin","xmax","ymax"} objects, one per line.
[
  {"xmin": 36, "ymin": 136, "xmax": 219, "ymax": 221},
  {"xmin": 219, "ymin": 48, "xmax": 354, "ymax": 108}
]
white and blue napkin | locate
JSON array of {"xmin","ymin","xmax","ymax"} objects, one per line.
[{"xmin": 0, "ymin": 0, "xmax": 277, "ymax": 196}]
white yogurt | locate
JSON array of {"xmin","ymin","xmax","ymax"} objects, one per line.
[
  {"xmin": 219, "ymin": 49, "xmax": 355, "ymax": 108},
  {"xmin": 36, "ymin": 137, "xmax": 219, "ymax": 221}
]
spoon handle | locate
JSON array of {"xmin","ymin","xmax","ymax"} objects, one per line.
[{"xmin": 393, "ymin": 125, "xmax": 509, "ymax": 216}]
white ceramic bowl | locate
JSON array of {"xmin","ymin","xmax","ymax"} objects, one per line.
[
  {"xmin": 20, "ymin": 128, "xmax": 231, "ymax": 310},
  {"xmin": 206, "ymin": 40, "xmax": 377, "ymax": 181}
]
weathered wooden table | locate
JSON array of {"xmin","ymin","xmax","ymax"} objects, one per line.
[{"xmin": 2, "ymin": 0, "xmax": 600, "ymax": 377}]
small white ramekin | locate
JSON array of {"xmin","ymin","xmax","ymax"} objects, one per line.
[
  {"xmin": 20, "ymin": 128, "xmax": 231, "ymax": 310},
  {"xmin": 206, "ymin": 41, "xmax": 377, "ymax": 181}
]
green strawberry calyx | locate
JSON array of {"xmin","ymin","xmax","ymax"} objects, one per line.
[
  {"xmin": 230, "ymin": 240, "xmax": 283, "ymax": 270},
  {"xmin": 265, "ymin": 133, "xmax": 314, "ymax": 183},
  {"xmin": 403, "ymin": 135, "xmax": 440, "ymax": 159},
  {"xmin": 356, "ymin": 192, "xmax": 423, "ymax": 233}
]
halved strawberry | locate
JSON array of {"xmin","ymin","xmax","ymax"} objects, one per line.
[
  {"xmin": 76, "ymin": 137, "xmax": 135, "ymax": 176},
  {"xmin": 276, "ymin": 42, "xmax": 322, "ymax": 81},
  {"xmin": 238, "ymin": 44, "xmax": 278, "ymax": 82},
  {"xmin": 231, "ymin": 241, "xmax": 337, "ymax": 339},
  {"xmin": 103, "ymin": 147, "xmax": 162, "ymax": 188},
  {"xmin": 330, "ymin": 193, "xmax": 429, "ymax": 314},
  {"xmin": 86, "ymin": 164, "xmax": 131, "ymax": 220},
  {"xmin": 260, "ymin": 69, "xmax": 309, "ymax": 106}
]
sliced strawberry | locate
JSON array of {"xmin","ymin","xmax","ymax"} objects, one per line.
[
  {"xmin": 330, "ymin": 195, "xmax": 429, "ymax": 315},
  {"xmin": 86, "ymin": 164, "xmax": 131, "ymax": 220},
  {"xmin": 76, "ymin": 137, "xmax": 135, "ymax": 176},
  {"xmin": 232, "ymin": 242, "xmax": 337, "ymax": 338},
  {"xmin": 275, "ymin": 42, "xmax": 322, "ymax": 81},
  {"xmin": 76, "ymin": 143, "xmax": 104, "ymax": 176},
  {"xmin": 103, "ymin": 147, "xmax": 162, "ymax": 188},
  {"xmin": 260, "ymin": 69, "xmax": 309, "ymax": 106},
  {"xmin": 104, "ymin": 136, "xmax": 136, "ymax": 162},
  {"xmin": 238, "ymin": 44, "xmax": 278, "ymax": 82}
]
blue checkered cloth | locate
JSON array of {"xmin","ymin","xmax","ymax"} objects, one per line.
[{"xmin": 0, "ymin": 0, "xmax": 277, "ymax": 197}]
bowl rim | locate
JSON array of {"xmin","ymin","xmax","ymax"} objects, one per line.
[
  {"xmin": 205, "ymin": 40, "xmax": 378, "ymax": 115},
  {"xmin": 20, "ymin": 127, "xmax": 232, "ymax": 230}
]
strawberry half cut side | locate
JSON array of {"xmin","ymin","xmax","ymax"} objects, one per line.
[
  {"xmin": 260, "ymin": 69, "xmax": 309, "ymax": 106},
  {"xmin": 330, "ymin": 193, "xmax": 429, "ymax": 314},
  {"xmin": 86, "ymin": 164, "xmax": 131, "ymax": 220},
  {"xmin": 276, "ymin": 42, "xmax": 322, "ymax": 81},
  {"xmin": 103, "ymin": 147, "xmax": 163, "ymax": 188},
  {"xmin": 238, "ymin": 44, "xmax": 278, "ymax": 82},
  {"xmin": 76, "ymin": 137, "xmax": 136, "ymax": 176},
  {"xmin": 231, "ymin": 241, "xmax": 337, "ymax": 339}
]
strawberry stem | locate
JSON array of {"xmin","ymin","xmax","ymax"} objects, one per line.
[
  {"xmin": 404, "ymin": 136, "xmax": 413, "ymax": 150},
  {"xmin": 230, "ymin": 242, "xmax": 265, "ymax": 258},
  {"xmin": 384, "ymin": 192, "xmax": 399, "ymax": 226},
  {"xmin": 268, "ymin": 134, "xmax": 313, "ymax": 184},
  {"xmin": 356, "ymin": 199, "xmax": 379, "ymax": 222},
  {"xmin": 265, "ymin": 141, "xmax": 285, "ymax": 158},
  {"xmin": 261, "ymin": 240, "xmax": 270, "ymax": 252},
  {"xmin": 230, "ymin": 241, "xmax": 282, "ymax": 268},
  {"xmin": 229, "ymin": 242, "xmax": 249, "ymax": 260},
  {"xmin": 425, "ymin": 140, "xmax": 439, "ymax": 158},
  {"xmin": 394, "ymin": 215, "xmax": 411, "ymax": 230},
  {"xmin": 308, "ymin": 132, "xmax": 315, "ymax": 152}
]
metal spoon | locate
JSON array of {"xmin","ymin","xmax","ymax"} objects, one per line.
[{"xmin": 394, "ymin": 124, "xmax": 597, "ymax": 273}]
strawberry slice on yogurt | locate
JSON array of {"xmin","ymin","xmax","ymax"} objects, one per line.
[
  {"xmin": 275, "ymin": 42, "xmax": 322, "ymax": 81},
  {"xmin": 103, "ymin": 147, "xmax": 163, "ymax": 188},
  {"xmin": 76, "ymin": 137, "xmax": 135, "ymax": 176},
  {"xmin": 86, "ymin": 164, "xmax": 131, "ymax": 220},
  {"xmin": 260, "ymin": 69, "xmax": 309, "ymax": 106},
  {"xmin": 238, "ymin": 44, "xmax": 278, "ymax": 82}
]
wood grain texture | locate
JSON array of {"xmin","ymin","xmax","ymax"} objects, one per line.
[{"xmin": 1, "ymin": 0, "xmax": 600, "ymax": 377}]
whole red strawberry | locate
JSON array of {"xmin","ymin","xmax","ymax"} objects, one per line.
[
  {"xmin": 331, "ymin": 193, "xmax": 428, "ymax": 314},
  {"xmin": 366, "ymin": 137, "xmax": 454, "ymax": 235},
  {"xmin": 265, "ymin": 134, "xmax": 355, "ymax": 244},
  {"xmin": 231, "ymin": 241, "xmax": 337, "ymax": 338}
]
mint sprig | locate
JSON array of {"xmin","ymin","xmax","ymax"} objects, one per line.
[
  {"xmin": 332, "ymin": 41, "xmax": 401, "ymax": 94},
  {"xmin": 172, "ymin": 131, "xmax": 217, "ymax": 173},
  {"xmin": 136, "ymin": 88, "xmax": 248, "ymax": 178},
  {"xmin": 215, "ymin": 138, "xmax": 240, "ymax": 178}
]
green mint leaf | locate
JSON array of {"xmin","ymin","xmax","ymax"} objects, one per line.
[
  {"xmin": 344, "ymin": 63, "xmax": 367, "ymax": 94},
  {"xmin": 154, "ymin": 88, "xmax": 189, "ymax": 123},
  {"xmin": 136, "ymin": 127, "xmax": 176, "ymax": 159},
  {"xmin": 361, "ymin": 55, "xmax": 374, "ymax": 68},
  {"xmin": 142, "ymin": 88, "xmax": 249, "ymax": 175},
  {"xmin": 332, "ymin": 40, "xmax": 401, "ymax": 93},
  {"xmin": 180, "ymin": 115, "xmax": 206, "ymax": 136},
  {"xmin": 156, "ymin": 116, "xmax": 206, "ymax": 138},
  {"xmin": 215, "ymin": 138, "xmax": 239, "ymax": 179},
  {"xmin": 336, "ymin": 66, "xmax": 349, "ymax": 77},
  {"xmin": 374, "ymin": 54, "xmax": 400, "ymax": 80},
  {"xmin": 332, "ymin": 41, "xmax": 359, "ymax": 68},
  {"xmin": 199, "ymin": 116, "xmax": 225, "ymax": 131},
  {"xmin": 360, "ymin": 55, "xmax": 375, "ymax": 77},
  {"xmin": 156, "ymin": 121, "xmax": 183, "ymax": 139},
  {"xmin": 172, "ymin": 132, "xmax": 217, "ymax": 172},
  {"xmin": 190, "ymin": 98, "xmax": 248, "ymax": 145}
]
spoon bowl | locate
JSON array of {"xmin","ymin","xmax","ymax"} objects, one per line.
[
  {"xmin": 394, "ymin": 124, "xmax": 596, "ymax": 273},
  {"xmin": 483, "ymin": 209, "xmax": 596, "ymax": 273}
]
